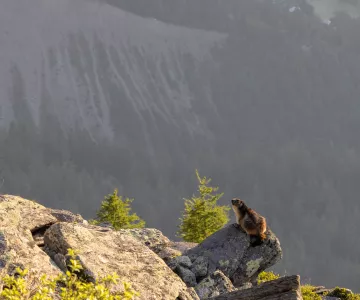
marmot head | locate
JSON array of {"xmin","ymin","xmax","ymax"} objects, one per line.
[
  {"xmin": 231, "ymin": 198, "xmax": 247, "ymax": 215},
  {"xmin": 231, "ymin": 198, "xmax": 244, "ymax": 208},
  {"xmin": 231, "ymin": 198, "xmax": 248, "ymax": 217}
]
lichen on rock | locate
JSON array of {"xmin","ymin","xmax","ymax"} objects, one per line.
[
  {"xmin": 191, "ymin": 256, "xmax": 209, "ymax": 279},
  {"xmin": 175, "ymin": 265, "xmax": 197, "ymax": 287},
  {"xmin": 194, "ymin": 270, "xmax": 236, "ymax": 299},
  {"xmin": 246, "ymin": 258, "xmax": 263, "ymax": 277},
  {"xmin": 184, "ymin": 224, "xmax": 282, "ymax": 287},
  {"xmin": 44, "ymin": 222, "xmax": 198, "ymax": 299}
]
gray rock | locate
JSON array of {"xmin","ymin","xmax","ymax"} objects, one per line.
[
  {"xmin": 49, "ymin": 209, "xmax": 85, "ymax": 223},
  {"xmin": 194, "ymin": 270, "xmax": 236, "ymax": 299},
  {"xmin": 176, "ymin": 265, "xmax": 197, "ymax": 287},
  {"xmin": 178, "ymin": 256, "xmax": 193, "ymax": 268},
  {"xmin": 157, "ymin": 242, "xmax": 198, "ymax": 264},
  {"xmin": 0, "ymin": 195, "xmax": 62, "ymax": 279},
  {"xmin": 237, "ymin": 282, "xmax": 253, "ymax": 290},
  {"xmin": 53, "ymin": 253, "xmax": 67, "ymax": 272},
  {"xmin": 169, "ymin": 255, "xmax": 193, "ymax": 270},
  {"xmin": 44, "ymin": 222, "xmax": 198, "ymax": 299},
  {"xmin": 191, "ymin": 256, "xmax": 209, "ymax": 279},
  {"xmin": 184, "ymin": 224, "xmax": 282, "ymax": 287},
  {"xmin": 168, "ymin": 260, "xmax": 179, "ymax": 271}
]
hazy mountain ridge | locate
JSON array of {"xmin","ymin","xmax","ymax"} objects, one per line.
[{"xmin": 0, "ymin": 0, "xmax": 224, "ymax": 141}]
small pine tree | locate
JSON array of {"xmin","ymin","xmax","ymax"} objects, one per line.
[
  {"xmin": 94, "ymin": 189, "xmax": 145, "ymax": 230},
  {"xmin": 178, "ymin": 170, "xmax": 230, "ymax": 243}
]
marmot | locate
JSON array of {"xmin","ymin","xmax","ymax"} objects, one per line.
[{"xmin": 231, "ymin": 198, "xmax": 267, "ymax": 246}]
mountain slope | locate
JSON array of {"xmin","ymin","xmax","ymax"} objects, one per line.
[{"xmin": 0, "ymin": 0, "xmax": 224, "ymax": 141}]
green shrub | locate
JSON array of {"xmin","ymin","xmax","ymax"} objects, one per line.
[
  {"xmin": 177, "ymin": 169, "xmax": 230, "ymax": 243},
  {"xmin": 92, "ymin": 189, "xmax": 145, "ymax": 230},
  {"xmin": 301, "ymin": 285, "xmax": 321, "ymax": 300},
  {"xmin": 257, "ymin": 271, "xmax": 280, "ymax": 284},
  {"xmin": 326, "ymin": 287, "xmax": 360, "ymax": 300},
  {"xmin": 0, "ymin": 249, "xmax": 139, "ymax": 300}
]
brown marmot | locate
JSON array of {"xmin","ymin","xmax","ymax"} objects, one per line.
[{"xmin": 231, "ymin": 198, "xmax": 267, "ymax": 246}]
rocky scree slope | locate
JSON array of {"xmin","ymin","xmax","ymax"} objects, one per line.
[
  {"xmin": 0, "ymin": 194, "xmax": 355, "ymax": 299},
  {"xmin": 0, "ymin": 194, "xmax": 284, "ymax": 299},
  {"xmin": 0, "ymin": 195, "xmax": 197, "ymax": 299}
]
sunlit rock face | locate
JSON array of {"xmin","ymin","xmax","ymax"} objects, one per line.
[{"xmin": 0, "ymin": 0, "xmax": 225, "ymax": 142}]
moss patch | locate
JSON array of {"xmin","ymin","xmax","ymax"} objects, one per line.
[
  {"xmin": 326, "ymin": 287, "xmax": 360, "ymax": 300},
  {"xmin": 301, "ymin": 285, "xmax": 321, "ymax": 300},
  {"xmin": 257, "ymin": 271, "xmax": 280, "ymax": 284}
]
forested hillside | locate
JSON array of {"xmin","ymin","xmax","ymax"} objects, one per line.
[{"xmin": 1, "ymin": 0, "xmax": 360, "ymax": 291}]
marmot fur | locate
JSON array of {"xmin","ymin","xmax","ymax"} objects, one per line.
[{"xmin": 231, "ymin": 198, "xmax": 267, "ymax": 246}]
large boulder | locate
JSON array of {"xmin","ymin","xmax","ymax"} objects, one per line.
[
  {"xmin": 183, "ymin": 224, "xmax": 282, "ymax": 287},
  {"xmin": 0, "ymin": 195, "xmax": 65, "ymax": 281},
  {"xmin": 0, "ymin": 195, "xmax": 281, "ymax": 299},
  {"xmin": 44, "ymin": 222, "xmax": 199, "ymax": 300},
  {"xmin": 0, "ymin": 195, "xmax": 199, "ymax": 299}
]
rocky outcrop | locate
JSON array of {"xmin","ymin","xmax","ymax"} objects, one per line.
[
  {"xmin": 44, "ymin": 222, "xmax": 198, "ymax": 300},
  {"xmin": 3, "ymin": 194, "xmax": 360, "ymax": 300},
  {"xmin": 173, "ymin": 224, "xmax": 282, "ymax": 288},
  {"xmin": 107, "ymin": 222, "xmax": 282, "ymax": 297},
  {"xmin": 208, "ymin": 275, "xmax": 302, "ymax": 300},
  {"xmin": 0, "ymin": 195, "xmax": 199, "ymax": 300},
  {"xmin": 0, "ymin": 195, "xmax": 287, "ymax": 299},
  {"xmin": 0, "ymin": 195, "xmax": 67, "ymax": 280}
]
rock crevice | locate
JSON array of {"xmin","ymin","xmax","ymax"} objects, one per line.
[{"xmin": 31, "ymin": 222, "xmax": 56, "ymax": 248}]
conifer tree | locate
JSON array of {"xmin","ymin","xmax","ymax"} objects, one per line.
[
  {"xmin": 178, "ymin": 170, "xmax": 230, "ymax": 243},
  {"xmin": 94, "ymin": 189, "xmax": 145, "ymax": 230}
]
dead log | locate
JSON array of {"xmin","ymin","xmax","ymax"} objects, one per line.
[{"xmin": 209, "ymin": 275, "xmax": 302, "ymax": 300}]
